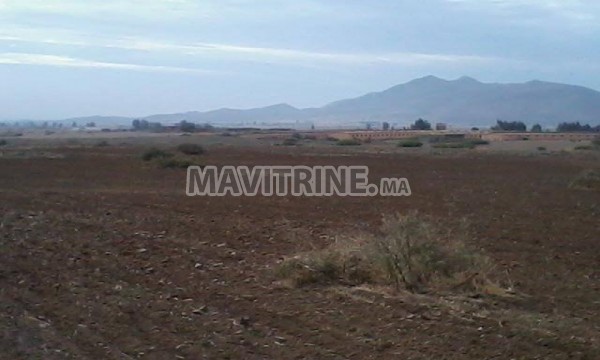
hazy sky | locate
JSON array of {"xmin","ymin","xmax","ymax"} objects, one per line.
[{"xmin": 1, "ymin": 0, "xmax": 599, "ymax": 119}]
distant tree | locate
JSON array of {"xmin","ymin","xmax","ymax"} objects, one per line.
[
  {"xmin": 194, "ymin": 123, "xmax": 214, "ymax": 132},
  {"xmin": 132, "ymin": 119, "xmax": 162, "ymax": 131},
  {"xmin": 492, "ymin": 120, "xmax": 526, "ymax": 132},
  {"xmin": 471, "ymin": 127, "xmax": 479, "ymax": 131},
  {"xmin": 310, "ymin": 124, "xmax": 315, "ymax": 130},
  {"xmin": 72, "ymin": 121, "xmax": 78, "ymax": 128},
  {"xmin": 410, "ymin": 118, "xmax": 432, "ymax": 131},
  {"xmin": 382, "ymin": 122, "xmax": 390, "ymax": 131},
  {"xmin": 180, "ymin": 120, "xmax": 196, "ymax": 133},
  {"xmin": 556, "ymin": 121, "xmax": 599, "ymax": 132},
  {"xmin": 530, "ymin": 124, "xmax": 542, "ymax": 133},
  {"xmin": 86, "ymin": 122, "xmax": 96, "ymax": 127}
]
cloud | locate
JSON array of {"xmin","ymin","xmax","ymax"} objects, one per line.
[
  {"xmin": 0, "ymin": 0, "xmax": 357, "ymax": 23},
  {"xmin": 0, "ymin": 28, "xmax": 498, "ymax": 67},
  {"xmin": 0, "ymin": 0, "xmax": 201, "ymax": 20},
  {"xmin": 0, "ymin": 52, "xmax": 215, "ymax": 74},
  {"xmin": 445, "ymin": 0, "xmax": 600, "ymax": 24}
]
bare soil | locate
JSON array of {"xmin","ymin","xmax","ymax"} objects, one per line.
[{"xmin": 1, "ymin": 143, "xmax": 599, "ymax": 359}]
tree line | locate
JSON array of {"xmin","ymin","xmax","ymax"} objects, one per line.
[{"xmin": 131, "ymin": 119, "xmax": 214, "ymax": 132}]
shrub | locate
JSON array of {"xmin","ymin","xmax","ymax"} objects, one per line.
[
  {"xmin": 569, "ymin": 169, "xmax": 600, "ymax": 191},
  {"xmin": 537, "ymin": 146, "xmax": 547, "ymax": 151},
  {"xmin": 176, "ymin": 143, "xmax": 205, "ymax": 155},
  {"xmin": 141, "ymin": 148, "xmax": 172, "ymax": 161},
  {"xmin": 275, "ymin": 213, "xmax": 498, "ymax": 294},
  {"xmin": 95, "ymin": 140, "xmax": 109, "ymax": 147},
  {"xmin": 0, "ymin": 139, "xmax": 7, "ymax": 146},
  {"xmin": 574, "ymin": 145, "xmax": 593, "ymax": 151},
  {"xmin": 398, "ymin": 139, "xmax": 423, "ymax": 148},
  {"xmin": 432, "ymin": 142, "xmax": 475, "ymax": 149},
  {"xmin": 157, "ymin": 156, "xmax": 196, "ymax": 169},
  {"xmin": 337, "ymin": 139, "xmax": 362, "ymax": 146},
  {"xmin": 432, "ymin": 140, "xmax": 489, "ymax": 149},
  {"xmin": 282, "ymin": 138, "xmax": 299, "ymax": 146}
]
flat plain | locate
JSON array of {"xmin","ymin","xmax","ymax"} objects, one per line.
[{"xmin": 1, "ymin": 133, "xmax": 599, "ymax": 359}]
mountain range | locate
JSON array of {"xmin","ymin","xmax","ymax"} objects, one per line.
[{"xmin": 60, "ymin": 76, "xmax": 600, "ymax": 129}]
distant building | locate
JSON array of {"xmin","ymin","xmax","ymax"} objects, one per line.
[{"xmin": 435, "ymin": 123, "xmax": 447, "ymax": 131}]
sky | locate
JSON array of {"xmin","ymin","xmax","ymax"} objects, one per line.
[{"xmin": 1, "ymin": 0, "xmax": 599, "ymax": 120}]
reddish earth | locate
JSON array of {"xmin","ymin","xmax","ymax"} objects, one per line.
[{"xmin": 1, "ymin": 145, "xmax": 599, "ymax": 359}]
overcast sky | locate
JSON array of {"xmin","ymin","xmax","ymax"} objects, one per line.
[{"xmin": 1, "ymin": 0, "xmax": 599, "ymax": 119}]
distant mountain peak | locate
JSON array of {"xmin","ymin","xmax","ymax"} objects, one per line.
[
  {"xmin": 264, "ymin": 103, "xmax": 298, "ymax": 110},
  {"xmin": 455, "ymin": 76, "xmax": 480, "ymax": 83},
  {"xmin": 410, "ymin": 75, "xmax": 446, "ymax": 83},
  {"xmin": 47, "ymin": 76, "xmax": 600, "ymax": 129}
]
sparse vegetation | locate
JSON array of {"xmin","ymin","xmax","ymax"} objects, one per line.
[
  {"xmin": 276, "ymin": 213, "xmax": 499, "ymax": 294},
  {"xmin": 431, "ymin": 139, "xmax": 489, "ymax": 149},
  {"xmin": 432, "ymin": 142, "xmax": 474, "ymax": 149},
  {"xmin": 574, "ymin": 145, "xmax": 593, "ymax": 151},
  {"xmin": 337, "ymin": 138, "xmax": 362, "ymax": 146},
  {"xmin": 141, "ymin": 148, "xmax": 173, "ymax": 161},
  {"xmin": 282, "ymin": 138, "xmax": 299, "ymax": 146},
  {"xmin": 569, "ymin": 169, "xmax": 600, "ymax": 191},
  {"xmin": 157, "ymin": 156, "xmax": 196, "ymax": 169},
  {"xmin": 397, "ymin": 139, "xmax": 423, "ymax": 148},
  {"xmin": 469, "ymin": 139, "xmax": 490, "ymax": 145},
  {"xmin": 95, "ymin": 140, "xmax": 109, "ymax": 147},
  {"xmin": 176, "ymin": 143, "xmax": 205, "ymax": 155}
]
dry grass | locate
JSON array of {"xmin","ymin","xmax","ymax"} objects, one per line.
[
  {"xmin": 569, "ymin": 169, "xmax": 600, "ymax": 191},
  {"xmin": 275, "ymin": 213, "xmax": 501, "ymax": 294}
]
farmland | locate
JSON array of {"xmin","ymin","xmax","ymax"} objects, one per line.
[{"xmin": 1, "ymin": 133, "xmax": 599, "ymax": 359}]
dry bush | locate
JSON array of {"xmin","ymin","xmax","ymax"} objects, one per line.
[
  {"xmin": 569, "ymin": 169, "xmax": 600, "ymax": 191},
  {"xmin": 397, "ymin": 139, "xmax": 423, "ymax": 148},
  {"xmin": 141, "ymin": 148, "xmax": 172, "ymax": 161},
  {"xmin": 157, "ymin": 156, "xmax": 196, "ymax": 169},
  {"xmin": 337, "ymin": 139, "xmax": 362, "ymax": 146},
  {"xmin": 176, "ymin": 143, "xmax": 205, "ymax": 155},
  {"xmin": 275, "ymin": 213, "xmax": 498, "ymax": 294}
]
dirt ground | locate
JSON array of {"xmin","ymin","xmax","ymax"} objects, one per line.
[{"xmin": 1, "ymin": 141, "xmax": 599, "ymax": 359}]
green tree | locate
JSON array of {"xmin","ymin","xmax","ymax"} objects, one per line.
[
  {"xmin": 180, "ymin": 120, "xmax": 196, "ymax": 133},
  {"xmin": 410, "ymin": 118, "xmax": 432, "ymax": 130},
  {"xmin": 531, "ymin": 124, "xmax": 542, "ymax": 132}
]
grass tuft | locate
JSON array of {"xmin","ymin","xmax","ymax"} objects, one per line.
[
  {"xmin": 275, "ymin": 212, "xmax": 501, "ymax": 294},
  {"xmin": 141, "ymin": 148, "xmax": 173, "ymax": 161},
  {"xmin": 397, "ymin": 139, "xmax": 423, "ymax": 148},
  {"xmin": 569, "ymin": 169, "xmax": 600, "ymax": 191},
  {"xmin": 337, "ymin": 139, "xmax": 362, "ymax": 146},
  {"xmin": 176, "ymin": 143, "xmax": 205, "ymax": 155}
]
